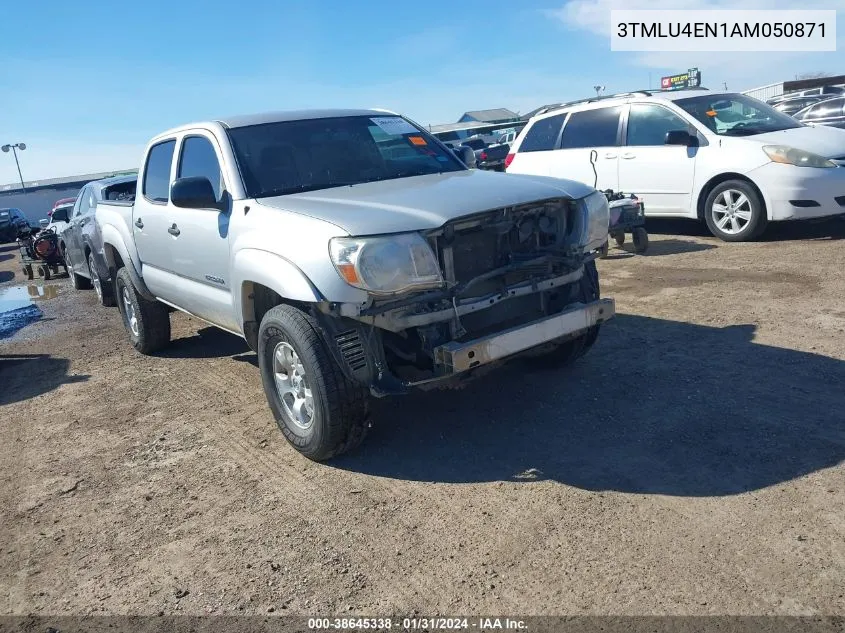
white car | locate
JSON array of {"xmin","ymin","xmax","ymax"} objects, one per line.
[{"xmin": 506, "ymin": 89, "xmax": 845, "ymax": 241}]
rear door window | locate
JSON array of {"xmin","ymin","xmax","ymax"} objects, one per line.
[
  {"xmin": 143, "ymin": 140, "xmax": 177, "ymax": 203},
  {"xmin": 560, "ymin": 107, "xmax": 622, "ymax": 148},
  {"xmin": 519, "ymin": 114, "xmax": 565, "ymax": 152}
]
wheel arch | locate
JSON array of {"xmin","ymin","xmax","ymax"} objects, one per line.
[
  {"xmin": 696, "ymin": 173, "xmax": 769, "ymax": 221},
  {"xmin": 234, "ymin": 249, "xmax": 326, "ymax": 352}
]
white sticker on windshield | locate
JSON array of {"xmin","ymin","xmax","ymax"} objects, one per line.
[{"xmin": 370, "ymin": 116, "xmax": 418, "ymax": 136}]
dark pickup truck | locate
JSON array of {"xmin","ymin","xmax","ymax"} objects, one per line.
[{"xmin": 475, "ymin": 142, "xmax": 510, "ymax": 171}]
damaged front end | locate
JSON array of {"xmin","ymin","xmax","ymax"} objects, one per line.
[{"xmin": 317, "ymin": 192, "xmax": 615, "ymax": 396}]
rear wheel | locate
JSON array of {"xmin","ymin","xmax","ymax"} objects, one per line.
[
  {"xmin": 89, "ymin": 253, "xmax": 115, "ymax": 306},
  {"xmin": 258, "ymin": 304, "xmax": 369, "ymax": 461},
  {"xmin": 632, "ymin": 227, "xmax": 649, "ymax": 253},
  {"xmin": 704, "ymin": 180, "xmax": 767, "ymax": 242},
  {"xmin": 66, "ymin": 249, "xmax": 92, "ymax": 290},
  {"xmin": 115, "ymin": 267, "xmax": 170, "ymax": 354}
]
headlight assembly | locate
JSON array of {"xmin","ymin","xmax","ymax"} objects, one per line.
[
  {"xmin": 582, "ymin": 190, "xmax": 610, "ymax": 250},
  {"xmin": 329, "ymin": 233, "xmax": 444, "ymax": 295},
  {"xmin": 763, "ymin": 145, "xmax": 836, "ymax": 168}
]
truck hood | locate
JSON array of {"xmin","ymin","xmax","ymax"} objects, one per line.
[
  {"xmin": 748, "ymin": 125, "xmax": 845, "ymax": 158},
  {"xmin": 254, "ymin": 170, "xmax": 595, "ymax": 235}
]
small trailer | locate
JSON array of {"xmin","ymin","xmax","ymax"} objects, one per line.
[{"xmin": 17, "ymin": 226, "xmax": 68, "ymax": 281}]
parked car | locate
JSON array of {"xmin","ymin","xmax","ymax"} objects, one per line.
[
  {"xmin": 62, "ymin": 174, "xmax": 136, "ymax": 305},
  {"xmin": 506, "ymin": 90, "xmax": 845, "ymax": 242},
  {"xmin": 0, "ymin": 208, "xmax": 32, "ymax": 243},
  {"xmin": 50, "ymin": 197, "xmax": 77, "ymax": 218},
  {"xmin": 44, "ymin": 201, "xmax": 74, "ymax": 235},
  {"xmin": 772, "ymin": 95, "xmax": 829, "ymax": 117},
  {"xmin": 794, "ymin": 96, "xmax": 845, "ymax": 129},
  {"xmin": 96, "ymin": 109, "xmax": 614, "ymax": 460},
  {"xmin": 767, "ymin": 85, "xmax": 845, "ymax": 105}
]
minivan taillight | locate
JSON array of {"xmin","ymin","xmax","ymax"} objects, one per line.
[
  {"xmin": 504, "ymin": 153, "xmax": 515, "ymax": 169},
  {"xmin": 480, "ymin": 151, "xmax": 488, "ymax": 161}
]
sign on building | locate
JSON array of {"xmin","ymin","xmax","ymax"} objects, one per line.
[{"xmin": 660, "ymin": 67, "xmax": 701, "ymax": 90}]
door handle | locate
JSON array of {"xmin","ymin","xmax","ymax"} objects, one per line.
[
  {"xmin": 621, "ymin": 153, "xmax": 636, "ymax": 159},
  {"xmin": 168, "ymin": 224, "xmax": 181, "ymax": 237},
  {"xmin": 134, "ymin": 218, "xmax": 144, "ymax": 229},
  {"xmin": 604, "ymin": 153, "xmax": 618, "ymax": 159}
]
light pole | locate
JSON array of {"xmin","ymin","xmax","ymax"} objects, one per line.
[{"xmin": 1, "ymin": 142, "xmax": 27, "ymax": 192}]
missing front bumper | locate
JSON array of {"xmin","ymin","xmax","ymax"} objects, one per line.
[{"xmin": 432, "ymin": 298, "xmax": 615, "ymax": 374}]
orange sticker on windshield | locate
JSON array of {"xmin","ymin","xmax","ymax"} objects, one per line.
[
  {"xmin": 706, "ymin": 110, "xmax": 717, "ymax": 117},
  {"xmin": 408, "ymin": 136, "xmax": 427, "ymax": 146}
]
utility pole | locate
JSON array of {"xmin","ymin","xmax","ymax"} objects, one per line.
[{"xmin": 1, "ymin": 142, "xmax": 27, "ymax": 191}]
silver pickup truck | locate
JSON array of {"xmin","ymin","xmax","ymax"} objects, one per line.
[{"xmin": 96, "ymin": 108, "xmax": 614, "ymax": 460}]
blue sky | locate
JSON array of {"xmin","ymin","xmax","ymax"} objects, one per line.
[{"xmin": 1, "ymin": 0, "xmax": 843, "ymax": 182}]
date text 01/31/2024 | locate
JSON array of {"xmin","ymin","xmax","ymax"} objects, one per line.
[
  {"xmin": 617, "ymin": 22, "xmax": 826, "ymax": 38},
  {"xmin": 307, "ymin": 617, "xmax": 528, "ymax": 630}
]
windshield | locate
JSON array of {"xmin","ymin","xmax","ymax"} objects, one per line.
[
  {"xmin": 675, "ymin": 94, "xmax": 803, "ymax": 137},
  {"xmin": 227, "ymin": 115, "xmax": 465, "ymax": 198}
]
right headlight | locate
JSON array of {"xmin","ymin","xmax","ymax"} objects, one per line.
[
  {"xmin": 762, "ymin": 145, "xmax": 836, "ymax": 168},
  {"xmin": 329, "ymin": 232, "xmax": 444, "ymax": 296},
  {"xmin": 581, "ymin": 190, "xmax": 610, "ymax": 250}
]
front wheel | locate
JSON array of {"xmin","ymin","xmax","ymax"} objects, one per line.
[
  {"xmin": 704, "ymin": 180, "xmax": 767, "ymax": 242},
  {"xmin": 258, "ymin": 304, "xmax": 369, "ymax": 461},
  {"xmin": 115, "ymin": 267, "xmax": 170, "ymax": 354}
]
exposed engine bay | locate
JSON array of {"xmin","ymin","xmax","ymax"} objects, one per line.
[{"xmin": 317, "ymin": 197, "xmax": 612, "ymax": 395}]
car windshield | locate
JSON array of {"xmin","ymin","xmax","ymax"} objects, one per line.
[
  {"xmin": 227, "ymin": 115, "xmax": 465, "ymax": 198},
  {"xmin": 675, "ymin": 94, "xmax": 803, "ymax": 136}
]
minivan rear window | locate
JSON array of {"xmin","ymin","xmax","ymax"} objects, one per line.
[
  {"xmin": 519, "ymin": 114, "xmax": 565, "ymax": 152},
  {"xmin": 560, "ymin": 107, "xmax": 622, "ymax": 149}
]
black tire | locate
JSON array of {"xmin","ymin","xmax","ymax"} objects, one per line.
[
  {"xmin": 115, "ymin": 267, "xmax": 170, "ymax": 354},
  {"xmin": 89, "ymin": 253, "xmax": 115, "ymax": 306},
  {"xmin": 38, "ymin": 265, "xmax": 50, "ymax": 280},
  {"xmin": 23, "ymin": 265, "xmax": 34, "ymax": 281},
  {"xmin": 527, "ymin": 260, "xmax": 602, "ymax": 368},
  {"xmin": 598, "ymin": 241, "xmax": 609, "ymax": 258},
  {"xmin": 66, "ymin": 249, "xmax": 92, "ymax": 290},
  {"xmin": 704, "ymin": 179, "xmax": 768, "ymax": 242},
  {"xmin": 613, "ymin": 232, "xmax": 625, "ymax": 246},
  {"xmin": 258, "ymin": 304, "xmax": 369, "ymax": 461},
  {"xmin": 632, "ymin": 227, "xmax": 649, "ymax": 253}
]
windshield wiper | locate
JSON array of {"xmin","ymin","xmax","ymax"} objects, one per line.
[{"xmin": 254, "ymin": 183, "xmax": 352, "ymax": 197}]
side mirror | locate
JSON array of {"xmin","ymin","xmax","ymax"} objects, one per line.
[
  {"xmin": 665, "ymin": 130, "xmax": 697, "ymax": 147},
  {"xmin": 454, "ymin": 146, "xmax": 477, "ymax": 169},
  {"xmin": 171, "ymin": 177, "xmax": 219, "ymax": 209}
]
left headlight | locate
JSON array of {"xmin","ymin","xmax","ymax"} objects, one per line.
[
  {"xmin": 329, "ymin": 232, "xmax": 444, "ymax": 296},
  {"xmin": 762, "ymin": 145, "xmax": 836, "ymax": 168},
  {"xmin": 582, "ymin": 190, "xmax": 610, "ymax": 250}
]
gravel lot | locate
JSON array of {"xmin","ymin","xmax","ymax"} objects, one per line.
[{"xmin": 1, "ymin": 219, "xmax": 844, "ymax": 617}]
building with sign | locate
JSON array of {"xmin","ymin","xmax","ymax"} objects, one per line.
[{"xmin": 660, "ymin": 68, "xmax": 701, "ymax": 90}]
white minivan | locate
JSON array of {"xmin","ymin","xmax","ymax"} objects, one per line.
[{"xmin": 506, "ymin": 89, "xmax": 845, "ymax": 241}]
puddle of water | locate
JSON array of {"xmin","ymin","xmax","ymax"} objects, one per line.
[
  {"xmin": 0, "ymin": 284, "xmax": 57, "ymax": 339},
  {"xmin": 0, "ymin": 284, "xmax": 59, "ymax": 312}
]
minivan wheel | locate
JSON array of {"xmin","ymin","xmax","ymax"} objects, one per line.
[
  {"xmin": 258, "ymin": 304, "xmax": 369, "ymax": 461},
  {"xmin": 115, "ymin": 267, "xmax": 171, "ymax": 354},
  {"xmin": 704, "ymin": 180, "xmax": 767, "ymax": 242}
]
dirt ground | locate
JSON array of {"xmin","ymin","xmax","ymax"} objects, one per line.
[{"xmin": 1, "ymin": 218, "xmax": 844, "ymax": 618}]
